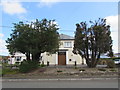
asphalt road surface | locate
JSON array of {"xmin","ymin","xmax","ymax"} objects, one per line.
[{"xmin": 2, "ymin": 79, "xmax": 118, "ymax": 88}]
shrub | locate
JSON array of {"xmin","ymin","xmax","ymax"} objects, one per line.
[
  {"xmin": 19, "ymin": 60, "xmax": 39, "ymax": 73},
  {"xmin": 15, "ymin": 62, "xmax": 20, "ymax": 65},
  {"xmin": 0, "ymin": 69, "xmax": 2, "ymax": 76},
  {"xmin": 79, "ymin": 69, "xmax": 85, "ymax": 72},
  {"xmin": 74, "ymin": 67, "xmax": 78, "ymax": 69},
  {"xmin": 98, "ymin": 68, "xmax": 106, "ymax": 71},
  {"xmin": 12, "ymin": 62, "xmax": 20, "ymax": 67},
  {"xmin": 2, "ymin": 68, "xmax": 18, "ymax": 75},
  {"xmin": 2, "ymin": 63, "xmax": 9, "ymax": 67},
  {"xmin": 40, "ymin": 64, "xmax": 46, "ymax": 67},
  {"xmin": 109, "ymin": 69, "xmax": 116, "ymax": 72},
  {"xmin": 107, "ymin": 60, "xmax": 116, "ymax": 68},
  {"xmin": 57, "ymin": 70, "xmax": 62, "ymax": 72}
]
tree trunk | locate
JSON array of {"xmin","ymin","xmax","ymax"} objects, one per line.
[
  {"xmin": 26, "ymin": 52, "xmax": 30, "ymax": 61},
  {"xmin": 32, "ymin": 53, "xmax": 41, "ymax": 63},
  {"xmin": 86, "ymin": 58, "xmax": 98, "ymax": 68},
  {"xmin": 92, "ymin": 59, "xmax": 98, "ymax": 68},
  {"xmin": 91, "ymin": 55, "xmax": 98, "ymax": 68},
  {"xmin": 94, "ymin": 52, "xmax": 101, "ymax": 67},
  {"xmin": 86, "ymin": 58, "xmax": 92, "ymax": 68}
]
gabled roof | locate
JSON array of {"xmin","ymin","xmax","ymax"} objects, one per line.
[{"xmin": 60, "ymin": 34, "xmax": 74, "ymax": 40}]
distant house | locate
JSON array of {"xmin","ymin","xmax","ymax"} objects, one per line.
[
  {"xmin": 8, "ymin": 53, "xmax": 26, "ymax": 64},
  {"xmin": 8, "ymin": 34, "xmax": 86, "ymax": 65},
  {"xmin": 114, "ymin": 53, "xmax": 120, "ymax": 57},
  {"xmin": 100, "ymin": 55, "xmax": 110, "ymax": 59}
]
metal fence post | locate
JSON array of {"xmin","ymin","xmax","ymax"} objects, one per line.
[
  {"xmin": 75, "ymin": 61, "xmax": 77, "ymax": 66},
  {"xmin": 47, "ymin": 61, "xmax": 49, "ymax": 66}
]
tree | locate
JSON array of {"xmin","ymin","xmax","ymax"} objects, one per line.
[
  {"xmin": 29, "ymin": 19, "xmax": 60, "ymax": 62},
  {"xmin": 6, "ymin": 21, "xmax": 32, "ymax": 60},
  {"xmin": 73, "ymin": 18, "xmax": 113, "ymax": 68},
  {"xmin": 6, "ymin": 19, "xmax": 60, "ymax": 63}
]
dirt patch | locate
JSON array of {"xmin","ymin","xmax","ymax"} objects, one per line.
[{"xmin": 28, "ymin": 68, "xmax": 46, "ymax": 74}]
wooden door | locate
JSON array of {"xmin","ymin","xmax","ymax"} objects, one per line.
[{"xmin": 58, "ymin": 52, "xmax": 66, "ymax": 65}]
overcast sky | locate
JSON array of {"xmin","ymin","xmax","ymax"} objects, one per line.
[{"xmin": 0, "ymin": 0, "xmax": 119, "ymax": 56}]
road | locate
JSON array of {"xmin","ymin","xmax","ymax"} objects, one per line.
[{"xmin": 2, "ymin": 79, "xmax": 118, "ymax": 88}]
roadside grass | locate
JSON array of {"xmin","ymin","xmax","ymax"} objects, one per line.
[
  {"xmin": 39, "ymin": 64, "xmax": 46, "ymax": 67},
  {"xmin": 2, "ymin": 68, "xmax": 19, "ymax": 75},
  {"xmin": 3, "ymin": 63, "xmax": 19, "ymax": 68},
  {"xmin": 0, "ymin": 68, "xmax": 2, "ymax": 76}
]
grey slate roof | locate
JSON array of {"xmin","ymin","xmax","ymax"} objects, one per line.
[{"xmin": 60, "ymin": 34, "xmax": 74, "ymax": 40}]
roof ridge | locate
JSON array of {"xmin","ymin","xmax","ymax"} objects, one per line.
[{"xmin": 60, "ymin": 34, "xmax": 74, "ymax": 40}]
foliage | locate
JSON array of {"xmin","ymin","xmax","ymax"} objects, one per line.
[
  {"xmin": 40, "ymin": 64, "xmax": 46, "ymax": 67},
  {"xmin": 57, "ymin": 70, "xmax": 63, "ymax": 72},
  {"xmin": 2, "ymin": 63, "xmax": 19, "ymax": 68},
  {"xmin": 98, "ymin": 60, "xmax": 107, "ymax": 65},
  {"xmin": 0, "ymin": 67, "xmax": 1, "ymax": 76},
  {"xmin": 2, "ymin": 63, "xmax": 10, "ymax": 67},
  {"xmin": 6, "ymin": 19, "xmax": 60, "ymax": 62},
  {"xmin": 74, "ymin": 66, "xmax": 78, "ymax": 69},
  {"xmin": 98, "ymin": 68, "xmax": 106, "ymax": 71},
  {"xmin": 100, "ymin": 58, "xmax": 112, "ymax": 60},
  {"xmin": 19, "ymin": 60, "xmax": 39, "ymax": 73},
  {"xmin": 15, "ymin": 62, "xmax": 20, "ymax": 65},
  {"xmin": 13, "ymin": 62, "xmax": 20, "ymax": 67},
  {"xmin": 73, "ymin": 18, "xmax": 113, "ymax": 68},
  {"xmin": 98, "ymin": 57, "xmax": 120, "ymax": 65},
  {"xmin": 109, "ymin": 69, "xmax": 116, "ymax": 72},
  {"xmin": 112, "ymin": 57, "xmax": 120, "ymax": 60},
  {"xmin": 79, "ymin": 69, "xmax": 85, "ymax": 71},
  {"xmin": 2, "ymin": 68, "xmax": 19, "ymax": 75},
  {"xmin": 100, "ymin": 57, "xmax": 120, "ymax": 60},
  {"xmin": 0, "ymin": 61, "xmax": 2, "ymax": 64},
  {"xmin": 107, "ymin": 60, "xmax": 116, "ymax": 68}
]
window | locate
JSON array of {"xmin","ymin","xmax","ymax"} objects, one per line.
[
  {"xmin": 64, "ymin": 42, "xmax": 72, "ymax": 48},
  {"xmin": 16, "ymin": 56, "xmax": 21, "ymax": 61}
]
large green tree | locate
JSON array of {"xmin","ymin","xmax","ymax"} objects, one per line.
[
  {"xmin": 73, "ymin": 18, "xmax": 113, "ymax": 68},
  {"xmin": 6, "ymin": 22, "xmax": 32, "ymax": 60},
  {"xmin": 6, "ymin": 19, "xmax": 60, "ymax": 62}
]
